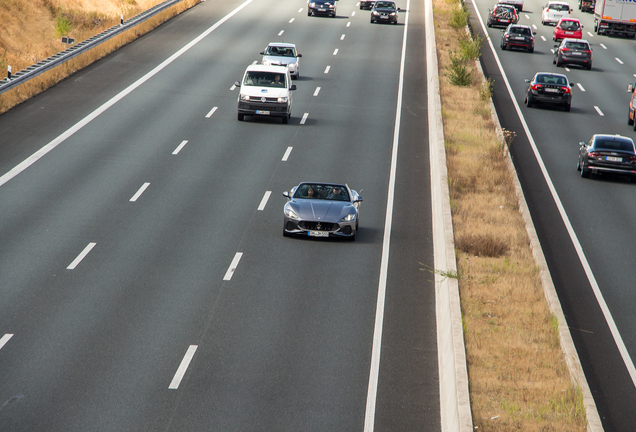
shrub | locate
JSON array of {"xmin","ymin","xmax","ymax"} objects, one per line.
[
  {"xmin": 445, "ymin": 50, "xmax": 472, "ymax": 86},
  {"xmin": 449, "ymin": 5, "xmax": 470, "ymax": 28}
]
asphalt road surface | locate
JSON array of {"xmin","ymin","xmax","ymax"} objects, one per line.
[
  {"xmin": 0, "ymin": 0, "xmax": 440, "ymax": 430},
  {"xmin": 468, "ymin": 0, "xmax": 636, "ymax": 429}
]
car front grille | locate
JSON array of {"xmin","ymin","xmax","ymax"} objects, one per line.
[{"xmin": 299, "ymin": 221, "xmax": 338, "ymax": 231}]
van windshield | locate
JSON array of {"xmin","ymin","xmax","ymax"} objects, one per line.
[{"xmin": 243, "ymin": 72, "xmax": 287, "ymax": 88}]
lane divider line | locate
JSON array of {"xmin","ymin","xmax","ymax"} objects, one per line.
[
  {"xmin": 230, "ymin": 84, "xmax": 237, "ymax": 91},
  {"xmin": 0, "ymin": 0, "xmax": 255, "ymax": 189},
  {"xmin": 594, "ymin": 106, "xmax": 604, "ymax": 116},
  {"xmin": 282, "ymin": 146, "xmax": 293, "ymax": 161},
  {"xmin": 223, "ymin": 253, "xmax": 243, "ymax": 281},
  {"xmin": 313, "ymin": 87, "xmax": 321, "ymax": 96},
  {"xmin": 587, "ymin": 31, "xmax": 594, "ymax": 37},
  {"xmin": 130, "ymin": 182, "xmax": 150, "ymax": 202},
  {"xmin": 324, "ymin": 65, "xmax": 331, "ymax": 74},
  {"xmin": 333, "ymin": 48, "xmax": 339, "ymax": 55},
  {"xmin": 300, "ymin": 113, "xmax": 309, "ymax": 124},
  {"xmin": 577, "ymin": 83, "xmax": 585, "ymax": 92},
  {"xmin": 600, "ymin": 43, "xmax": 607, "ymax": 49},
  {"xmin": 616, "ymin": 58, "xmax": 624, "ymax": 64},
  {"xmin": 205, "ymin": 106, "xmax": 218, "ymax": 118},
  {"xmin": 340, "ymin": 34, "xmax": 345, "ymax": 40},
  {"xmin": 278, "ymin": 30, "xmax": 284, "ymax": 36},
  {"xmin": 173, "ymin": 140, "xmax": 188, "ymax": 155},
  {"xmin": 351, "ymin": 11, "xmax": 356, "ymax": 16},
  {"xmin": 168, "ymin": 345, "xmax": 198, "ymax": 389},
  {"xmin": 289, "ymin": 18, "xmax": 295, "ymax": 23},
  {"xmin": 0, "ymin": 334, "xmax": 14, "ymax": 351},
  {"xmin": 258, "ymin": 191, "xmax": 272, "ymax": 211},
  {"xmin": 298, "ymin": 8, "xmax": 303, "ymax": 12},
  {"xmin": 347, "ymin": 21, "xmax": 351, "ymax": 27},
  {"xmin": 67, "ymin": 242, "xmax": 96, "ymax": 270},
  {"xmin": 541, "ymin": 36, "xmax": 546, "ymax": 41}
]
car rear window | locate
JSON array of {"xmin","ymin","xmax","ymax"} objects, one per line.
[
  {"xmin": 550, "ymin": 4, "xmax": 569, "ymax": 11},
  {"xmin": 510, "ymin": 27, "xmax": 531, "ymax": 35},
  {"xmin": 565, "ymin": 42, "xmax": 589, "ymax": 50},
  {"xmin": 594, "ymin": 139, "xmax": 636, "ymax": 153},
  {"xmin": 536, "ymin": 75, "xmax": 567, "ymax": 85},
  {"xmin": 560, "ymin": 20, "xmax": 580, "ymax": 30}
]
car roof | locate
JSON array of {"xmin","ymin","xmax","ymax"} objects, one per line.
[
  {"xmin": 494, "ymin": 3, "xmax": 516, "ymax": 7},
  {"xmin": 561, "ymin": 38, "xmax": 589, "ymax": 43},
  {"xmin": 534, "ymin": 72, "xmax": 569, "ymax": 80},
  {"xmin": 299, "ymin": 181, "xmax": 348, "ymax": 188},
  {"xmin": 557, "ymin": 17, "xmax": 580, "ymax": 21},
  {"xmin": 508, "ymin": 24, "xmax": 531, "ymax": 28},
  {"xmin": 267, "ymin": 42, "xmax": 296, "ymax": 48},
  {"xmin": 246, "ymin": 64, "xmax": 289, "ymax": 73},
  {"xmin": 547, "ymin": 1, "xmax": 570, "ymax": 4}
]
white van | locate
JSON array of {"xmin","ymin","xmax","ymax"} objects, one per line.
[{"xmin": 235, "ymin": 65, "xmax": 296, "ymax": 124}]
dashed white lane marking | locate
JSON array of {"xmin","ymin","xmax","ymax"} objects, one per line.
[
  {"xmin": 169, "ymin": 345, "xmax": 198, "ymax": 389},
  {"xmin": 258, "ymin": 191, "xmax": 272, "ymax": 210},
  {"xmin": 67, "ymin": 242, "xmax": 96, "ymax": 270},
  {"xmin": 564, "ymin": 67, "xmax": 570, "ymax": 71},
  {"xmin": 532, "ymin": 24, "xmax": 537, "ymax": 29},
  {"xmin": 282, "ymin": 146, "xmax": 293, "ymax": 161},
  {"xmin": 130, "ymin": 182, "xmax": 150, "ymax": 202},
  {"xmin": 300, "ymin": 113, "xmax": 309, "ymax": 124},
  {"xmin": 333, "ymin": 48, "xmax": 339, "ymax": 55},
  {"xmin": 550, "ymin": 48, "xmax": 555, "ymax": 53},
  {"xmin": 616, "ymin": 58, "xmax": 624, "ymax": 64},
  {"xmin": 278, "ymin": 30, "xmax": 284, "ymax": 36},
  {"xmin": 600, "ymin": 43, "xmax": 607, "ymax": 49},
  {"xmin": 0, "ymin": 334, "xmax": 14, "ymax": 351},
  {"xmin": 289, "ymin": 18, "xmax": 295, "ymax": 23},
  {"xmin": 324, "ymin": 65, "xmax": 331, "ymax": 73},
  {"xmin": 594, "ymin": 106, "xmax": 605, "ymax": 116},
  {"xmin": 173, "ymin": 140, "xmax": 188, "ymax": 155},
  {"xmin": 587, "ymin": 31, "xmax": 594, "ymax": 37},
  {"xmin": 356, "ymin": 1, "xmax": 360, "ymax": 5},
  {"xmin": 223, "ymin": 252, "xmax": 243, "ymax": 281},
  {"xmin": 541, "ymin": 35, "xmax": 546, "ymax": 41},
  {"xmin": 340, "ymin": 34, "xmax": 345, "ymax": 40},
  {"xmin": 230, "ymin": 84, "xmax": 237, "ymax": 91},
  {"xmin": 352, "ymin": 11, "xmax": 356, "ymax": 16},
  {"xmin": 298, "ymin": 8, "xmax": 303, "ymax": 12},
  {"xmin": 347, "ymin": 21, "xmax": 351, "ymax": 27},
  {"xmin": 313, "ymin": 87, "xmax": 321, "ymax": 96},
  {"xmin": 577, "ymin": 83, "xmax": 585, "ymax": 92},
  {"xmin": 525, "ymin": 14, "xmax": 529, "ymax": 19},
  {"xmin": 205, "ymin": 106, "xmax": 218, "ymax": 118}
]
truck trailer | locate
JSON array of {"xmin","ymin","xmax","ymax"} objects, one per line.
[{"xmin": 594, "ymin": 0, "xmax": 636, "ymax": 37}]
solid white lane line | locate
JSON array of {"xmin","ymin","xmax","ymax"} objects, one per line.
[
  {"xmin": 130, "ymin": 182, "xmax": 150, "ymax": 202},
  {"xmin": 205, "ymin": 106, "xmax": 218, "ymax": 118},
  {"xmin": 347, "ymin": 21, "xmax": 351, "ymax": 27},
  {"xmin": 223, "ymin": 252, "xmax": 243, "ymax": 281},
  {"xmin": 324, "ymin": 65, "xmax": 331, "ymax": 73},
  {"xmin": 340, "ymin": 34, "xmax": 345, "ymax": 40},
  {"xmin": 258, "ymin": 191, "xmax": 272, "ymax": 210},
  {"xmin": 313, "ymin": 87, "xmax": 321, "ymax": 96},
  {"xmin": 616, "ymin": 58, "xmax": 624, "ymax": 64},
  {"xmin": 364, "ymin": 0, "xmax": 410, "ymax": 429},
  {"xmin": 577, "ymin": 83, "xmax": 585, "ymax": 92},
  {"xmin": 168, "ymin": 345, "xmax": 198, "ymax": 389},
  {"xmin": 541, "ymin": 36, "xmax": 546, "ymax": 41},
  {"xmin": 278, "ymin": 30, "xmax": 284, "ymax": 36},
  {"xmin": 67, "ymin": 242, "xmax": 96, "ymax": 270},
  {"xmin": 282, "ymin": 146, "xmax": 293, "ymax": 161},
  {"xmin": 0, "ymin": 0, "xmax": 254, "ymax": 189},
  {"xmin": 600, "ymin": 43, "xmax": 607, "ymax": 49},
  {"xmin": 594, "ymin": 106, "xmax": 604, "ymax": 116},
  {"xmin": 289, "ymin": 18, "xmax": 295, "ymax": 23},
  {"xmin": 173, "ymin": 140, "xmax": 188, "ymax": 155},
  {"xmin": 0, "ymin": 334, "xmax": 14, "ymax": 351},
  {"xmin": 300, "ymin": 113, "xmax": 309, "ymax": 124},
  {"xmin": 333, "ymin": 48, "xmax": 339, "ymax": 55}
]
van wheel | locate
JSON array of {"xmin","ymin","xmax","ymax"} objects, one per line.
[
  {"xmin": 282, "ymin": 115, "xmax": 289, "ymax": 124},
  {"xmin": 238, "ymin": 113, "xmax": 244, "ymax": 121}
]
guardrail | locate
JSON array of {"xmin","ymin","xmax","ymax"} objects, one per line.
[{"xmin": 0, "ymin": 0, "xmax": 186, "ymax": 95}]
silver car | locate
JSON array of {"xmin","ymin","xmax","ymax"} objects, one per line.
[
  {"xmin": 260, "ymin": 43, "xmax": 302, "ymax": 79},
  {"xmin": 283, "ymin": 182, "xmax": 363, "ymax": 240}
]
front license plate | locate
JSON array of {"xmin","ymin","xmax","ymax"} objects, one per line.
[
  {"xmin": 607, "ymin": 156, "xmax": 622, "ymax": 162},
  {"xmin": 319, "ymin": 8, "xmax": 326, "ymax": 11},
  {"xmin": 255, "ymin": 110, "xmax": 270, "ymax": 115},
  {"xmin": 381, "ymin": 15, "xmax": 388, "ymax": 18},
  {"xmin": 500, "ymin": 19, "xmax": 509, "ymax": 22},
  {"xmin": 309, "ymin": 231, "xmax": 329, "ymax": 237},
  {"xmin": 544, "ymin": 88, "xmax": 559, "ymax": 93}
]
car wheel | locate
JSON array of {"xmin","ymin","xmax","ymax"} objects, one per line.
[
  {"xmin": 564, "ymin": 103, "xmax": 571, "ymax": 112},
  {"xmin": 632, "ymin": 116, "xmax": 636, "ymax": 131},
  {"xmin": 529, "ymin": 47, "xmax": 534, "ymax": 53},
  {"xmin": 553, "ymin": 56, "xmax": 556, "ymax": 64},
  {"xmin": 581, "ymin": 164, "xmax": 591, "ymax": 178},
  {"xmin": 501, "ymin": 43, "xmax": 506, "ymax": 50},
  {"xmin": 587, "ymin": 64, "xmax": 592, "ymax": 70},
  {"xmin": 487, "ymin": 22, "xmax": 492, "ymax": 27},
  {"xmin": 628, "ymin": 111, "xmax": 634, "ymax": 126},
  {"xmin": 238, "ymin": 113, "xmax": 244, "ymax": 121},
  {"xmin": 577, "ymin": 157, "xmax": 581, "ymax": 171},
  {"xmin": 556, "ymin": 57, "xmax": 562, "ymax": 67},
  {"xmin": 282, "ymin": 115, "xmax": 289, "ymax": 124},
  {"xmin": 526, "ymin": 96, "xmax": 533, "ymax": 108},
  {"xmin": 308, "ymin": 11, "xmax": 311, "ymax": 16}
]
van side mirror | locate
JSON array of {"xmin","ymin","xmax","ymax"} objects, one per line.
[
  {"xmin": 259, "ymin": 51, "xmax": 265, "ymax": 55},
  {"xmin": 290, "ymin": 84, "xmax": 297, "ymax": 90},
  {"xmin": 628, "ymin": 84, "xmax": 635, "ymax": 93},
  {"xmin": 297, "ymin": 53, "xmax": 303, "ymax": 57},
  {"xmin": 234, "ymin": 81, "xmax": 241, "ymax": 87}
]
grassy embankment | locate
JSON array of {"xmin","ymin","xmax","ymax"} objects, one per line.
[
  {"xmin": 432, "ymin": 0, "xmax": 587, "ymax": 430},
  {"xmin": 0, "ymin": 0, "xmax": 198, "ymax": 114}
]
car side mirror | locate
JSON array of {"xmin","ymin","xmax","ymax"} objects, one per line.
[
  {"xmin": 579, "ymin": 142, "xmax": 585, "ymax": 147},
  {"xmin": 569, "ymin": 83, "xmax": 573, "ymax": 87},
  {"xmin": 283, "ymin": 191, "xmax": 290, "ymax": 198},
  {"xmin": 397, "ymin": 7, "xmax": 402, "ymax": 10},
  {"xmin": 628, "ymin": 84, "xmax": 634, "ymax": 93},
  {"xmin": 554, "ymin": 44, "xmax": 559, "ymax": 48},
  {"xmin": 354, "ymin": 196, "xmax": 364, "ymax": 203},
  {"xmin": 525, "ymin": 78, "xmax": 530, "ymax": 83},
  {"xmin": 234, "ymin": 81, "xmax": 241, "ymax": 87},
  {"xmin": 533, "ymin": 32, "xmax": 537, "ymax": 35},
  {"xmin": 290, "ymin": 84, "xmax": 297, "ymax": 90},
  {"xmin": 297, "ymin": 53, "xmax": 303, "ymax": 57},
  {"xmin": 259, "ymin": 51, "xmax": 265, "ymax": 55}
]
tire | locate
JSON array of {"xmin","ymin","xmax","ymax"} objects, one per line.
[
  {"xmin": 529, "ymin": 47, "xmax": 534, "ymax": 53},
  {"xmin": 553, "ymin": 56, "xmax": 556, "ymax": 64},
  {"xmin": 238, "ymin": 113, "xmax": 244, "ymax": 121},
  {"xmin": 577, "ymin": 157, "xmax": 581, "ymax": 171},
  {"xmin": 501, "ymin": 43, "xmax": 507, "ymax": 50},
  {"xmin": 556, "ymin": 57, "xmax": 562, "ymax": 67},
  {"xmin": 487, "ymin": 22, "xmax": 492, "ymax": 27},
  {"xmin": 586, "ymin": 64, "xmax": 592, "ymax": 70},
  {"xmin": 282, "ymin": 115, "xmax": 289, "ymax": 124},
  {"xmin": 632, "ymin": 116, "xmax": 636, "ymax": 131},
  {"xmin": 526, "ymin": 96, "xmax": 533, "ymax": 108},
  {"xmin": 628, "ymin": 110, "xmax": 634, "ymax": 126},
  {"xmin": 581, "ymin": 164, "xmax": 590, "ymax": 178},
  {"xmin": 308, "ymin": 11, "xmax": 311, "ymax": 16},
  {"xmin": 564, "ymin": 103, "xmax": 571, "ymax": 112}
]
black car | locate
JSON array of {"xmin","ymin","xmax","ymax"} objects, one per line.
[
  {"xmin": 501, "ymin": 24, "xmax": 535, "ymax": 52},
  {"xmin": 553, "ymin": 38, "xmax": 592, "ymax": 70},
  {"xmin": 524, "ymin": 72, "xmax": 572, "ymax": 111},
  {"xmin": 308, "ymin": 0, "xmax": 336, "ymax": 17},
  {"xmin": 360, "ymin": 0, "xmax": 375, "ymax": 9},
  {"xmin": 487, "ymin": 4, "xmax": 519, "ymax": 27},
  {"xmin": 370, "ymin": 1, "xmax": 400, "ymax": 24},
  {"xmin": 578, "ymin": 134, "xmax": 636, "ymax": 180}
]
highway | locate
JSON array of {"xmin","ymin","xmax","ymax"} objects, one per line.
[
  {"xmin": 0, "ymin": 0, "xmax": 440, "ymax": 430},
  {"xmin": 468, "ymin": 0, "xmax": 636, "ymax": 429}
]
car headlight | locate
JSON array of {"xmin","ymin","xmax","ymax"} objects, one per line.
[
  {"xmin": 390, "ymin": 12, "xmax": 396, "ymax": 15},
  {"xmin": 372, "ymin": 11, "xmax": 379, "ymax": 14},
  {"xmin": 278, "ymin": 96, "xmax": 288, "ymax": 103},
  {"xmin": 240, "ymin": 94, "xmax": 250, "ymax": 101},
  {"xmin": 329, "ymin": 4, "xmax": 334, "ymax": 7},
  {"xmin": 287, "ymin": 62, "xmax": 297, "ymax": 68},
  {"xmin": 309, "ymin": 2, "xmax": 316, "ymax": 6},
  {"xmin": 262, "ymin": 59, "xmax": 270, "ymax": 65},
  {"xmin": 285, "ymin": 206, "xmax": 300, "ymax": 220},
  {"xmin": 341, "ymin": 213, "xmax": 356, "ymax": 222}
]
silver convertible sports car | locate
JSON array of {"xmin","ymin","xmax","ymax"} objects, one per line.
[{"xmin": 283, "ymin": 182, "xmax": 363, "ymax": 240}]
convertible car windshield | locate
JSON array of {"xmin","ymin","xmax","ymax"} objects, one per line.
[
  {"xmin": 243, "ymin": 71, "xmax": 287, "ymax": 88},
  {"xmin": 293, "ymin": 184, "xmax": 350, "ymax": 201}
]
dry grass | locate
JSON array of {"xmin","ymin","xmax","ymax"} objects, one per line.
[
  {"xmin": 434, "ymin": 0, "xmax": 587, "ymax": 430},
  {"xmin": 0, "ymin": 0, "xmax": 199, "ymax": 114}
]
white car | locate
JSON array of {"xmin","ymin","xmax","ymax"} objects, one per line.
[
  {"xmin": 542, "ymin": 1, "xmax": 571, "ymax": 25},
  {"xmin": 260, "ymin": 43, "xmax": 302, "ymax": 80},
  {"xmin": 500, "ymin": 0, "xmax": 523, "ymax": 11},
  {"xmin": 235, "ymin": 65, "xmax": 296, "ymax": 124}
]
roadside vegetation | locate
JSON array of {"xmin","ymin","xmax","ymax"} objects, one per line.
[{"xmin": 434, "ymin": 0, "xmax": 586, "ymax": 430}]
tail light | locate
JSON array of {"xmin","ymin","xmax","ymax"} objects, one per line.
[
  {"xmin": 626, "ymin": 156, "xmax": 636, "ymax": 162},
  {"xmin": 561, "ymin": 47, "xmax": 570, "ymax": 52},
  {"xmin": 531, "ymin": 84, "xmax": 543, "ymax": 91},
  {"xmin": 588, "ymin": 152, "xmax": 601, "ymax": 158},
  {"xmin": 562, "ymin": 86, "xmax": 571, "ymax": 94},
  {"xmin": 584, "ymin": 49, "xmax": 591, "ymax": 54}
]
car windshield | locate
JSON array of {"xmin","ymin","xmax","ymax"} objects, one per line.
[
  {"xmin": 510, "ymin": 26, "xmax": 531, "ymax": 35},
  {"xmin": 535, "ymin": 74, "xmax": 567, "ymax": 85},
  {"xmin": 375, "ymin": 1, "xmax": 396, "ymax": 8},
  {"xmin": 549, "ymin": 3, "xmax": 569, "ymax": 11},
  {"xmin": 593, "ymin": 139, "xmax": 636, "ymax": 153},
  {"xmin": 243, "ymin": 71, "xmax": 286, "ymax": 88},
  {"xmin": 265, "ymin": 46, "xmax": 296, "ymax": 57},
  {"xmin": 293, "ymin": 184, "xmax": 350, "ymax": 201},
  {"xmin": 565, "ymin": 42, "xmax": 588, "ymax": 49},
  {"xmin": 560, "ymin": 20, "xmax": 580, "ymax": 30}
]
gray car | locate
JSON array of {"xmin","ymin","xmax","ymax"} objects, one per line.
[{"xmin": 283, "ymin": 182, "xmax": 363, "ymax": 240}]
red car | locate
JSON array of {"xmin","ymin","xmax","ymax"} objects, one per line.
[{"xmin": 553, "ymin": 18, "xmax": 583, "ymax": 41}]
